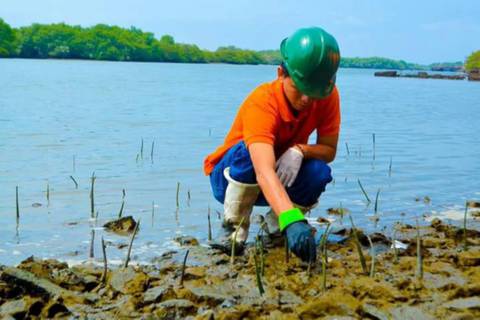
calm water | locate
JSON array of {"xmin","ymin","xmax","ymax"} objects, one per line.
[{"xmin": 1, "ymin": 59, "xmax": 479, "ymax": 266}]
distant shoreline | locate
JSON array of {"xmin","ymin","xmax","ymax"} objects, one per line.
[
  {"xmin": 0, "ymin": 19, "xmax": 464, "ymax": 71},
  {"xmin": 0, "ymin": 57, "xmax": 465, "ymax": 72}
]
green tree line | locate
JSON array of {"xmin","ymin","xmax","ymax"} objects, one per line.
[
  {"xmin": 0, "ymin": 19, "xmax": 265, "ymax": 64},
  {"xmin": 0, "ymin": 18, "xmax": 466, "ymax": 70}
]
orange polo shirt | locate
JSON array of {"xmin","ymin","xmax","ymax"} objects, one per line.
[{"xmin": 203, "ymin": 78, "xmax": 340, "ymax": 175}]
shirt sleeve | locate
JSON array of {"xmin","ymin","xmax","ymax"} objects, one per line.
[
  {"xmin": 316, "ymin": 86, "xmax": 341, "ymax": 136},
  {"xmin": 242, "ymin": 89, "xmax": 279, "ymax": 147}
]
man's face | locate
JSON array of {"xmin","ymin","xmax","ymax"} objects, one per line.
[{"xmin": 278, "ymin": 66, "xmax": 314, "ymax": 112}]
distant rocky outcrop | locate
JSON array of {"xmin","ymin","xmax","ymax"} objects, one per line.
[
  {"xmin": 468, "ymin": 69, "xmax": 480, "ymax": 81},
  {"xmin": 374, "ymin": 71, "xmax": 398, "ymax": 77},
  {"xmin": 375, "ymin": 70, "xmax": 466, "ymax": 80}
]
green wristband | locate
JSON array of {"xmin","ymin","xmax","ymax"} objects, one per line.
[{"xmin": 279, "ymin": 208, "xmax": 305, "ymax": 232}]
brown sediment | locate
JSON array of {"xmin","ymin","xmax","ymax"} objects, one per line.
[
  {"xmin": 326, "ymin": 207, "xmax": 350, "ymax": 216},
  {"xmin": 0, "ymin": 218, "xmax": 479, "ymax": 319}
]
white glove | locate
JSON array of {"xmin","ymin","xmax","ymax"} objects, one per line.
[{"xmin": 276, "ymin": 146, "xmax": 304, "ymax": 187}]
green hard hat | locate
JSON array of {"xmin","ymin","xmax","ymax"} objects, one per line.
[{"xmin": 280, "ymin": 27, "xmax": 340, "ymax": 99}]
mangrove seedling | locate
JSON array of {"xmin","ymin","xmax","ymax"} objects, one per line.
[
  {"xmin": 255, "ymin": 235, "xmax": 265, "ymax": 276},
  {"xmin": 254, "ymin": 237, "xmax": 265, "ymax": 296},
  {"xmin": 179, "ymin": 249, "xmax": 190, "ymax": 286},
  {"xmin": 140, "ymin": 138, "xmax": 144, "ymax": 159},
  {"xmin": 367, "ymin": 235, "xmax": 375, "ymax": 278},
  {"xmin": 176, "ymin": 182, "xmax": 180, "ymax": 208},
  {"xmin": 388, "ymin": 156, "xmax": 392, "ymax": 177},
  {"xmin": 345, "ymin": 142, "xmax": 350, "ymax": 156},
  {"xmin": 150, "ymin": 139, "xmax": 155, "ymax": 163},
  {"xmin": 15, "ymin": 186, "xmax": 20, "ymax": 223},
  {"xmin": 70, "ymin": 176, "xmax": 78, "ymax": 189},
  {"xmin": 339, "ymin": 202, "xmax": 345, "ymax": 224},
  {"xmin": 416, "ymin": 219, "xmax": 423, "ymax": 281},
  {"xmin": 124, "ymin": 219, "xmax": 140, "ymax": 268},
  {"xmin": 90, "ymin": 172, "xmax": 96, "ymax": 219},
  {"xmin": 46, "ymin": 182, "xmax": 50, "ymax": 206},
  {"xmin": 372, "ymin": 133, "xmax": 376, "ymax": 161},
  {"xmin": 207, "ymin": 206, "xmax": 212, "ymax": 241},
  {"xmin": 230, "ymin": 216, "xmax": 245, "ymax": 265},
  {"xmin": 357, "ymin": 179, "xmax": 371, "ymax": 204},
  {"xmin": 321, "ymin": 250, "xmax": 327, "ymax": 292},
  {"xmin": 374, "ymin": 188, "xmax": 381, "ymax": 214},
  {"xmin": 349, "ymin": 215, "xmax": 368, "ymax": 274},
  {"xmin": 392, "ymin": 228, "xmax": 399, "ymax": 264},
  {"xmin": 118, "ymin": 201, "xmax": 125, "ymax": 218},
  {"xmin": 89, "ymin": 229, "xmax": 95, "ymax": 259},
  {"xmin": 118, "ymin": 190, "xmax": 126, "ymax": 218},
  {"xmin": 319, "ymin": 223, "xmax": 331, "ymax": 263},
  {"xmin": 100, "ymin": 237, "xmax": 107, "ymax": 284},
  {"xmin": 151, "ymin": 201, "xmax": 155, "ymax": 227},
  {"xmin": 318, "ymin": 224, "xmax": 331, "ymax": 292},
  {"xmin": 463, "ymin": 201, "xmax": 468, "ymax": 250},
  {"xmin": 321, "ymin": 236, "xmax": 329, "ymax": 291}
]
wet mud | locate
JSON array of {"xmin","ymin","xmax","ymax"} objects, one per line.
[{"xmin": 1, "ymin": 218, "xmax": 479, "ymax": 319}]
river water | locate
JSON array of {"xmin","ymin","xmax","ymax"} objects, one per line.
[{"xmin": 1, "ymin": 59, "xmax": 479, "ymax": 266}]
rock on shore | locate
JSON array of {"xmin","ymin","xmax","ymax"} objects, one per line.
[{"xmin": 468, "ymin": 69, "xmax": 480, "ymax": 81}]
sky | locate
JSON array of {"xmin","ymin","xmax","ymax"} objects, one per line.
[{"xmin": 1, "ymin": 0, "xmax": 479, "ymax": 64}]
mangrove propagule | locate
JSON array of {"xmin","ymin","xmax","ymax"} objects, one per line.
[
  {"xmin": 15, "ymin": 186, "xmax": 19, "ymax": 224},
  {"xmin": 367, "ymin": 235, "xmax": 375, "ymax": 278},
  {"xmin": 357, "ymin": 179, "xmax": 371, "ymax": 204},
  {"xmin": 69, "ymin": 175, "xmax": 78, "ymax": 189},
  {"xmin": 207, "ymin": 206, "xmax": 212, "ymax": 241},
  {"xmin": 179, "ymin": 249, "xmax": 190, "ymax": 286},
  {"xmin": 416, "ymin": 219, "xmax": 423, "ymax": 281},
  {"xmin": 124, "ymin": 219, "xmax": 140, "ymax": 268},
  {"xmin": 90, "ymin": 172, "xmax": 96, "ymax": 219},
  {"xmin": 230, "ymin": 216, "xmax": 246, "ymax": 266},
  {"xmin": 100, "ymin": 236, "xmax": 107, "ymax": 284},
  {"xmin": 349, "ymin": 215, "xmax": 368, "ymax": 274}
]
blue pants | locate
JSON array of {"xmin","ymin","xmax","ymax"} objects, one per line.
[{"xmin": 209, "ymin": 142, "xmax": 332, "ymax": 207}]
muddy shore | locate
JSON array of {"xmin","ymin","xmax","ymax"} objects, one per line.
[{"xmin": 1, "ymin": 217, "xmax": 479, "ymax": 319}]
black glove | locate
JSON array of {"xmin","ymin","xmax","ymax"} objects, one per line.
[{"xmin": 285, "ymin": 221, "xmax": 316, "ymax": 262}]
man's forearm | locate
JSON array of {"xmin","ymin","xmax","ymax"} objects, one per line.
[
  {"xmin": 248, "ymin": 143, "xmax": 294, "ymax": 217},
  {"xmin": 256, "ymin": 168, "xmax": 293, "ymax": 216},
  {"xmin": 297, "ymin": 143, "xmax": 336, "ymax": 163}
]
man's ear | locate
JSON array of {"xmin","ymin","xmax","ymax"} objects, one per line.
[{"xmin": 277, "ymin": 65, "xmax": 284, "ymax": 78}]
